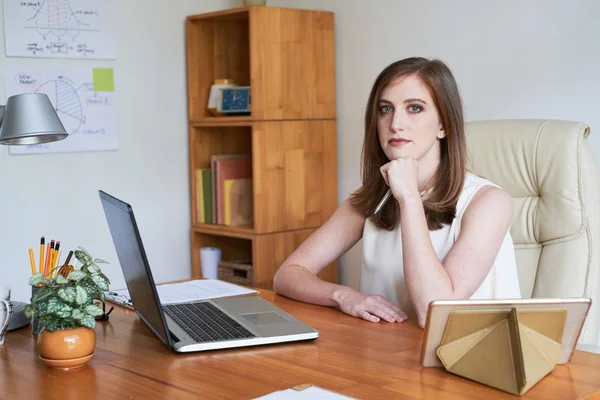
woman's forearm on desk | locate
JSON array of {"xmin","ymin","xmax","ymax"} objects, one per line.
[
  {"xmin": 273, "ymin": 265, "xmax": 348, "ymax": 307},
  {"xmin": 273, "ymin": 198, "xmax": 366, "ymax": 308}
]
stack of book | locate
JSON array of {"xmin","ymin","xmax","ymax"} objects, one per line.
[{"xmin": 196, "ymin": 154, "xmax": 253, "ymax": 227}]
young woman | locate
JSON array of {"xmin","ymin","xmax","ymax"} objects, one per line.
[{"xmin": 273, "ymin": 57, "xmax": 521, "ymax": 328}]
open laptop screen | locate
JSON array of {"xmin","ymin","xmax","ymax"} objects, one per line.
[{"xmin": 99, "ymin": 190, "xmax": 172, "ymax": 347}]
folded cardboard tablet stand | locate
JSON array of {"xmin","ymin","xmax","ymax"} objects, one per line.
[{"xmin": 436, "ymin": 308, "xmax": 566, "ymax": 396}]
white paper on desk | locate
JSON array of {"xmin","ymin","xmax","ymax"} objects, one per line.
[
  {"xmin": 106, "ymin": 279, "xmax": 257, "ymax": 305},
  {"xmin": 254, "ymin": 386, "xmax": 354, "ymax": 400}
]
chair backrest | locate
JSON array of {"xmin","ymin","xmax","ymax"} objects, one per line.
[{"xmin": 465, "ymin": 119, "xmax": 600, "ymax": 345}]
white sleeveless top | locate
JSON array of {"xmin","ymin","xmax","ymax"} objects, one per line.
[{"xmin": 360, "ymin": 172, "xmax": 522, "ymax": 318}]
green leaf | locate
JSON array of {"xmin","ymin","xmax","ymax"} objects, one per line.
[
  {"xmin": 28, "ymin": 274, "xmax": 45, "ymax": 286},
  {"xmin": 84, "ymin": 304, "xmax": 104, "ymax": 317},
  {"xmin": 31, "ymin": 286, "xmax": 53, "ymax": 303},
  {"xmin": 55, "ymin": 274, "xmax": 69, "ymax": 285},
  {"xmin": 94, "ymin": 258, "xmax": 109, "ymax": 264},
  {"xmin": 24, "ymin": 305, "xmax": 35, "ymax": 318},
  {"xmin": 72, "ymin": 309, "xmax": 84, "ymax": 320},
  {"xmin": 99, "ymin": 272, "xmax": 111, "ymax": 285},
  {"xmin": 75, "ymin": 248, "xmax": 92, "ymax": 265},
  {"xmin": 91, "ymin": 274, "xmax": 109, "ymax": 291},
  {"xmin": 79, "ymin": 246, "xmax": 92, "ymax": 256},
  {"xmin": 67, "ymin": 270, "xmax": 87, "ymax": 281},
  {"xmin": 75, "ymin": 285, "xmax": 89, "ymax": 305},
  {"xmin": 43, "ymin": 298, "xmax": 72, "ymax": 317},
  {"xmin": 80, "ymin": 315, "xmax": 96, "ymax": 329},
  {"xmin": 53, "ymin": 303, "xmax": 73, "ymax": 318},
  {"xmin": 44, "ymin": 322, "xmax": 58, "ymax": 332},
  {"xmin": 80, "ymin": 281, "xmax": 101, "ymax": 299},
  {"xmin": 58, "ymin": 287, "xmax": 76, "ymax": 303}
]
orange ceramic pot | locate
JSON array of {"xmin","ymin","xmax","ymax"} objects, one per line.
[{"xmin": 39, "ymin": 327, "xmax": 96, "ymax": 360}]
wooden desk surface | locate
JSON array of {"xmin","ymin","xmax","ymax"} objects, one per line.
[{"xmin": 1, "ymin": 291, "xmax": 599, "ymax": 400}]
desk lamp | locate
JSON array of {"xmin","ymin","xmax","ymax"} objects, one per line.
[
  {"xmin": 0, "ymin": 93, "xmax": 68, "ymax": 330},
  {"xmin": 0, "ymin": 93, "xmax": 68, "ymax": 145}
]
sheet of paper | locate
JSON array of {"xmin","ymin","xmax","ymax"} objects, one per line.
[
  {"xmin": 2, "ymin": 0, "xmax": 116, "ymax": 59},
  {"xmin": 5, "ymin": 66, "xmax": 118, "ymax": 155},
  {"xmin": 106, "ymin": 279, "xmax": 257, "ymax": 305},
  {"xmin": 254, "ymin": 386, "xmax": 354, "ymax": 400}
]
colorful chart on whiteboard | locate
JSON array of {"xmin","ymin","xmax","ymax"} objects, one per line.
[
  {"xmin": 2, "ymin": 0, "xmax": 115, "ymax": 59},
  {"xmin": 5, "ymin": 66, "xmax": 118, "ymax": 154}
]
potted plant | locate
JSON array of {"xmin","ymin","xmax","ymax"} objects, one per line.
[{"xmin": 25, "ymin": 247, "xmax": 110, "ymax": 369}]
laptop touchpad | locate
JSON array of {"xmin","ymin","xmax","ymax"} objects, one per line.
[{"xmin": 240, "ymin": 312, "xmax": 290, "ymax": 325}]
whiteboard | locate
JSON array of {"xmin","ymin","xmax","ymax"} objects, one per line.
[
  {"xmin": 5, "ymin": 66, "xmax": 118, "ymax": 154},
  {"xmin": 2, "ymin": 0, "xmax": 115, "ymax": 60}
]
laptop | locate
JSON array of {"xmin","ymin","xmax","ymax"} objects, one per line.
[{"xmin": 98, "ymin": 190, "xmax": 319, "ymax": 352}]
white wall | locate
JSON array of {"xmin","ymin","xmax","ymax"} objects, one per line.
[
  {"xmin": 0, "ymin": 0, "xmax": 240, "ymax": 303},
  {"xmin": 268, "ymin": 0, "xmax": 600, "ymax": 290}
]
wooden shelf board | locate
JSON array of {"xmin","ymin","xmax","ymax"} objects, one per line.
[
  {"xmin": 190, "ymin": 117, "xmax": 255, "ymax": 127},
  {"xmin": 190, "ymin": 117, "xmax": 339, "ymax": 127},
  {"xmin": 192, "ymin": 224, "xmax": 255, "ymax": 238},
  {"xmin": 187, "ymin": 7, "xmax": 250, "ymax": 21}
]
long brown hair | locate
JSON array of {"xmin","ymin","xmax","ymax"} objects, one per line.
[{"xmin": 350, "ymin": 57, "xmax": 466, "ymax": 231}]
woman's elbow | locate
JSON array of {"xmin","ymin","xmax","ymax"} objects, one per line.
[
  {"xmin": 272, "ymin": 271, "xmax": 282, "ymax": 294},
  {"xmin": 416, "ymin": 309, "xmax": 428, "ymax": 329},
  {"xmin": 272, "ymin": 266, "xmax": 288, "ymax": 294}
]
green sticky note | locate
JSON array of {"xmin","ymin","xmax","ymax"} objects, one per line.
[{"xmin": 93, "ymin": 68, "xmax": 114, "ymax": 92}]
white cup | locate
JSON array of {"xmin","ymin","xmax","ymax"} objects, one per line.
[
  {"xmin": 200, "ymin": 247, "xmax": 222, "ymax": 280},
  {"xmin": 0, "ymin": 286, "xmax": 13, "ymax": 345}
]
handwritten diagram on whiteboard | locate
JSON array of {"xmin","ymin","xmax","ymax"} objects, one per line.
[
  {"xmin": 2, "ymin": 0, "xmax": 115, "ymax": 59},
  {"xmin": 5, "ymin": 67, "xmax": 118, "ymax": 154}
]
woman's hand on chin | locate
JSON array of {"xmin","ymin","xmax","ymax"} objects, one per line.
[{"xmin": 380, "ymin": 158, "xmax": 420, "ymax": 201}]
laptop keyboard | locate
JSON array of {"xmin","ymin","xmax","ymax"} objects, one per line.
[{"xmin": 163, "ymin": 302, "xmax": 256, "ymax": 343}]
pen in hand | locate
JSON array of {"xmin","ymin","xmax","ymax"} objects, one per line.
[
  {"xmin": 374, "ymin": 189, "xmax": 392, "ymax": 215},
  {"xmin": 373, "ymin": 185, "xmax": 434, "ymax": 215}
]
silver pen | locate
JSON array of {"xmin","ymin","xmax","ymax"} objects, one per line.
[{"xmin": 373, "ymin": 189, "xmax": 392, "ymax": 215}]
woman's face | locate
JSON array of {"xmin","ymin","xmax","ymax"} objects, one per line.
[{"xmin": 377, "ymin": 74, "xmax": 445, "ymax": 163}]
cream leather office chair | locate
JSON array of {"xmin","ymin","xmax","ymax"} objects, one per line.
[{"xmin": 465, "ymin": 120, "xmax": 600, "ymax": 346}]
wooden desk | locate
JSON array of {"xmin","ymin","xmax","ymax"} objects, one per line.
[{"xmin": 1, "ymin": 291, "xmax": 599, "ymax": 399}]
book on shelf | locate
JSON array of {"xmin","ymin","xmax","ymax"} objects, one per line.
[
  {"xmin": 213, "ymin": 155, "xmax": 252, "ymax": 225},
  {"xmin": 210, "ymin": 154, "xmax": 250, "ymax": 225},
  {"xmin": 195, "ymin": 168, "xmax": 213, "ymax": 224},
  {"xmin": 224, "ymin": 178, "xmax": 253, "ymax": 226},
  {"xmin": 196, "ymin": 169, "xmax": 205, "ymax": 223}
]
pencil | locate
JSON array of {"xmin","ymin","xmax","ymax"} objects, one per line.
[
  {"xmin": 53, "ymin": 242, "xmax": 61, "ymax": 271},
  {"xmin": 39, "ymin": 237, "xmax": 45, "ymax": 274},
  {"xmin": 49, "ymin": 240, "xmax": 56, "ymax": 276},
  {"xmin": 53, "ymin": 249, "xmax": 61, "ymax": 277},
  {"xmin": 50, "ymin": 250, "xmax": 56, "ymax": 276},
  {"xmin": 29, "ymin": 248, "xmax": 36, "ymax": 275},
  {"xmin": 43, "ymin": 242, "xmax": 51, "ymax": 279}
]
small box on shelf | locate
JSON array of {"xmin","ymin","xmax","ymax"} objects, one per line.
[{"xmin": 218, "ymin": 260, "xmax": 253, "ymax": 287}]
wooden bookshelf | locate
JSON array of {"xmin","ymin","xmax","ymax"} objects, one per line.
[{"xmin": 186, "ymin": 6, "xmax": 338, "ymax": 289}]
